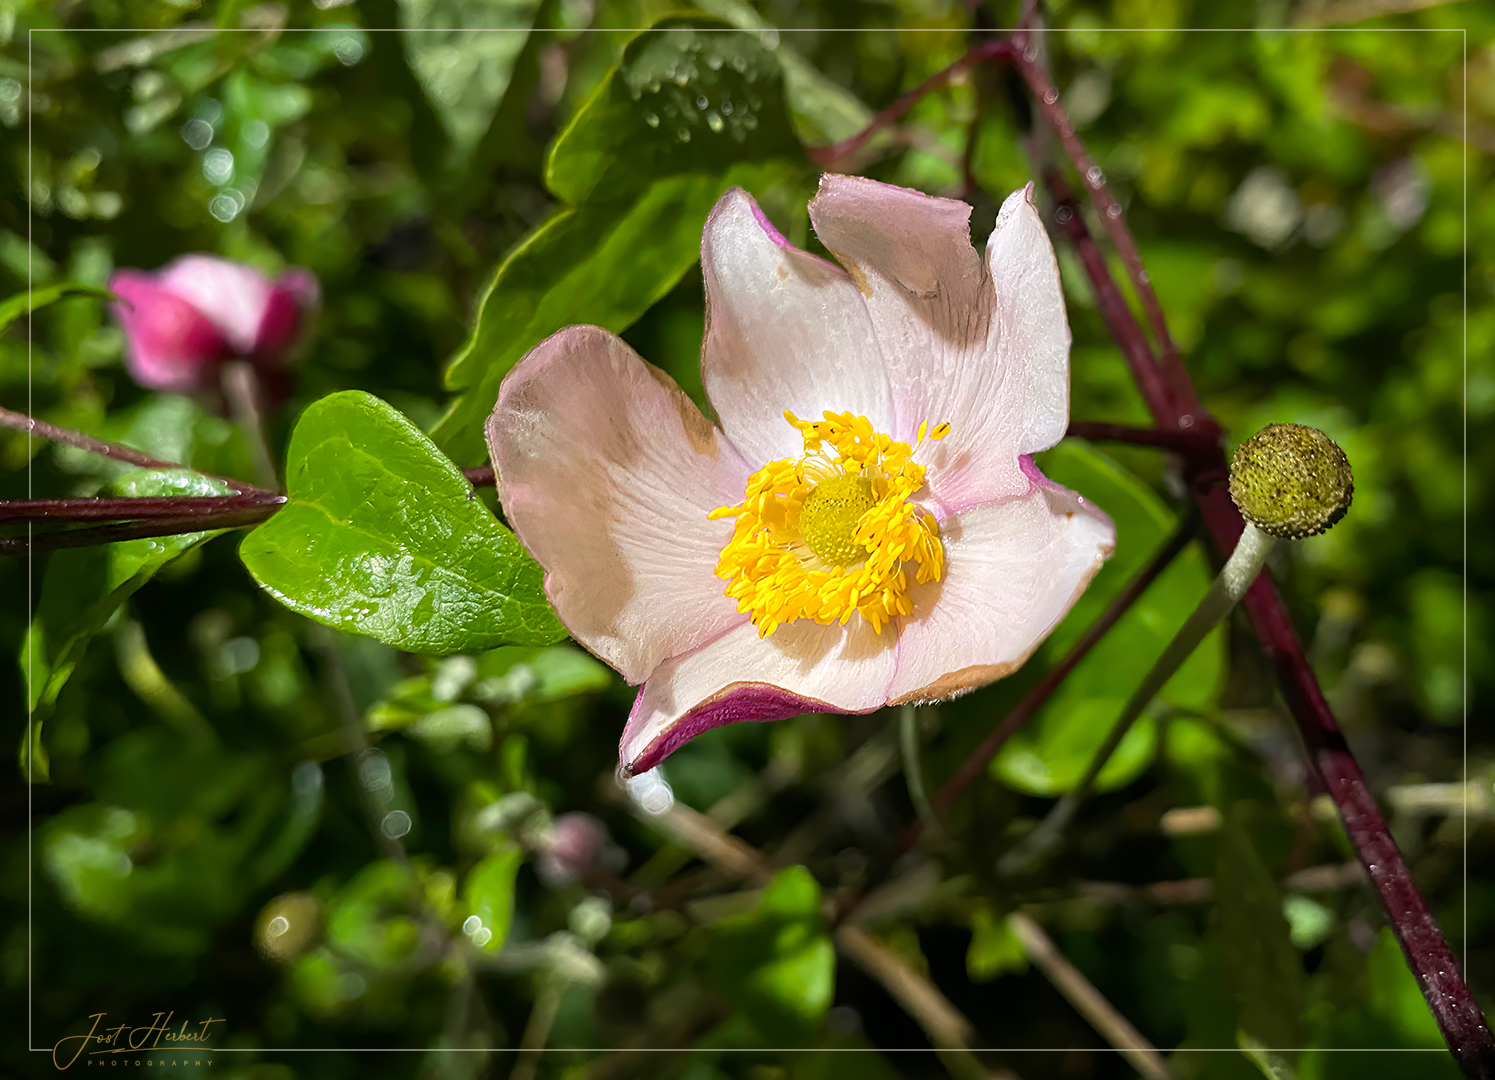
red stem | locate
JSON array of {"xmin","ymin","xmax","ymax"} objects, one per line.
[
  {"xmin": 0, "ymin": 505, "xmax": 283, "ymax": 556},
  {"xmin": 809, "ymin": 39, "xmax": 1014, "ymax": 169},
  {"xmin": 0, "ymin": 404, "xmax": 269, "ymax": 496},
  {"xmin": 1037, "ymin": 106, "xmax": 1493, "ymax": 1077},
  {"xmin": 930, "ymin": 514, "xmax": 1198, "ymax": 815},
  {"xmin": 0, "ymin": 492, "xmax": 283, "ymax": 524},
  {"xmin": 1065, "ymin": 420, "xmax": 1219, "ymax": 456},
  {"xmin": 1010, "ymin": 34, "xmax": 1205, "ymax": 428}
]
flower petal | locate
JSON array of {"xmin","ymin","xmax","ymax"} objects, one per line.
[
  {"xmin": 886, "ymin": 459, "xmax": 1115, "ymax": 704},
  {"xmin": 807, "ymin": 177, "xmax": 1070, "ymax": 516},
  {"xmin": 252, "ymin": 268, "xmax": 321, "ymax": 363},
  {"xmin": 109, "ymin": 271, "xmax": 230, "ymax": 392},
  {"xmin": 620, "ymin": 617, "xmax": 898, "ymax": 775},
  {"xmin": 156, "ymin": 255, "xmax": 276, "ymax": 353},
  {"xmin": 701, "ymin": 187, "xmax": 893, "ymax": 465},
  {"xmin": 488, "ymin": 325, "xmax": 752, "ymax": 684}
]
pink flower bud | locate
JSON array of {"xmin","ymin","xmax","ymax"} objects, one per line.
[
  {"xmin": 110, "ymin": 255, "xmax": 320, "ymax": 393},
  {"xmin": 537, "ymin": 812, "xmax": 626, "ymax": 887}
]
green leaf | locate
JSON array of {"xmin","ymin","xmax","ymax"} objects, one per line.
[
  {"xmin": 991, "ymin": 440, "xmax": 1226, "ymax": 795},
  {"xmin": 0, "ymin": 281, "xmax": 114, "ymax": 334},
  {"xmin": 967, "ymin": 905, "xmax": 1029, "ymax": 982},
  {"xmin": 326, "ymin": 860, "xmax": 423, "ymax": 969},
  {"xmin": 1214, "ymin": 806, "xmax": 1304, "ymax": 1072},
  {"xmin": 707, "ymin": 866, "xmax": 835, "ymax": 1044},
  {"xmin": 395, "ymin": 0, "xmax": 543, "ymax": 154},
  {"xmin": 21, "ymin": 468, "xmax": 231, "ymax": 716},
  {"xmin": 546, "ymin": 18, "xmax": 801, "ymax": 206},
  {"xmin": 475, "ymin": 644, "xmax": 615, "ymax": 704},
  {"xmin": 241, "ymin": 391, "xmax": 565, "ymax": 653},
  {"xmin": 694, "ymin": 0, "xmax": 874, "ymax": 143},
  {"xmin": 431, "ymin": 15, "xmax": 806, "ymax": 466},
  {"xmin": 430, "ymin": 160, "xmax": 799, "ymax": 465},
  {"xmin": 462, "ymin": 847, "xmax": 522, "ymax": 953}
]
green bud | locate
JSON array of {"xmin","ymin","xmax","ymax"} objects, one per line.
[{"xmin": 1228, "ymin": 423, "xmax": 1353, "ymax": 540}]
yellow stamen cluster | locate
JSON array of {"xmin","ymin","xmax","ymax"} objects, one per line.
[{"xmin": 708, "ymin": 411, "xmax": 948, "ymax": 637}]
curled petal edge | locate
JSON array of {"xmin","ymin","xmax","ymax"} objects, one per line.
[{"xmin": 623, "ymin": 682, "xmax": 872, "ymax": 777}]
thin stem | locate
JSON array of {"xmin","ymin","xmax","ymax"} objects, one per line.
[
  {"xmin": 0, "ymin": 503, "xmax": 283, "ymax": 556},
  {"xmin": 834, "ymin": 925, "xmax": 998, "ymax": 1080},
  {"xmin": 1044, "ymin": 171, "xmax": 1178, "ymax": 423},
  {"xmin": 510, "ymin": 976, "xmax": 562, "ymax": 1080},
  {"xmin": 0, "ymin": 403, "xmax": 268, "ymax": 495},
  {"xmin": 899, "ymin": 704, "xmax": 943, "ymax": 840},
  {"xmin": 1024, "ymin": 67, "xmax": 1494, "ymax": 1071},
  {"xmin": 808, "ymin": 39, "xmax": 1013, "ymax": 169},
  {"xmin": 221, "ymin": 360, "xmax": 281, "ymax": 492},
  {"xmin": 1065, "ymin": 420, "xmax": 1218, "ymax": 456},
  {"xmin": 0, "ymin": 491, "xmax": 284, "ymax": 524},
  {"xmin": 1007, "ymin": 912, "xmax": 1173, "ymax": 1080},
  {"xmin": 929, "ymin": 514, "xmax": 1198, "ymax": 816},
  {"xmin": 113, "ymin": 619, "xmax": 213, "ymax": 741},
  {"xmin": 311, "ymin": 626, "xmax": 407, "ymax": 863},
  {"xmin": 1000, "ymin": 523, "xmax": 1275, "ymax": 877},
  {"xmin": 1009, "ymin": 38, "xmax": 1204, "ymax": 429}
]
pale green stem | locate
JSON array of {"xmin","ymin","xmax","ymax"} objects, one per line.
[
  {"xmin": 999, "ymin": 522, "xmax": 1277, "ymax": 876},
  {"xmin": 222, "ymin": 360, "xmax": 280, "ymax": 492},
  {"xmin": 900, "ymin": 703, "xmax": 943, "ymax": 839}
]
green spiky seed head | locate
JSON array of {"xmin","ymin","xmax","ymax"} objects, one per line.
[{"xmin": 1229, "ymin": 423, "xmax": 1353, "ymax": 540}]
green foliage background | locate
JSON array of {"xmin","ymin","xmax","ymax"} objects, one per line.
[{"xmin": 1, "ymin": 0, "xmax": 1489, "ymax": 1077}]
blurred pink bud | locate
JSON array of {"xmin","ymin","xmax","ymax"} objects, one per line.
[
  {"xmin": 110, "ymin": 255, "xmax": 320, "ymax": 393},
  {"xmin": 537, "ymin": 812, "xmax": 627, "ymax": 887}
]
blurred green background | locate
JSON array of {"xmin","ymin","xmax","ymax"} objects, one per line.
[{"xmin": 2, "ymin": 1, "xmax": 1490, "ymax": 1078}]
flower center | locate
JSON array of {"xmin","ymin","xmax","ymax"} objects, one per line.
[
  {"xmin": 799, "ymin": 474, "xmax": 877, "ymax": 566},
  {"xmin": 708, "ymin": 411, "xmax": 948, "ymax": 638}
]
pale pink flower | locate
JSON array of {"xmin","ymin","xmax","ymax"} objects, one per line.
[
  {"xmin": 110, "ymin": 255, "xmax": 319, "ymax": 393},
  {"xmin": 488, "ymin": 175, "xmax": 1115, "ymax": 777}
]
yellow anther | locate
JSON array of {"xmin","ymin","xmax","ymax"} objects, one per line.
[{"xmin": 710, "ymin": 412, "xmax": 946, "ymax": 637}]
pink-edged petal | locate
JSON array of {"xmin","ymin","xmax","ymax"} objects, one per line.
[
  {"xmin": 887, "ymin": 459, "xmax": 1115, "ymax": 703},
  {"xmin": 808, "ymin": 177, "xmax": 1070, "ymax": 517},
  {"xmin": 110, "ymin": 271, "xmax": 230, "ymax": 392},
  {"xmin": 252, "ymin": 267, "xmax": 320, "ymax": 363},
  {"xmin": 620, "ymin": 617, "xmax": 899, "ymax": 775},
  {"xmin": 156, "ymin": 255, "xmax": 275, "ymax": 353},
  {"xmin": 488, "ymin": 325, "xmax": 753, "ymax": 685},
  {"xmin": 985, "ymin": 186, "xmax": 1071, "ymax": 456},
  {"xmin": 701, "ymin": 187, "xmax": 893, "ymax": 466}
]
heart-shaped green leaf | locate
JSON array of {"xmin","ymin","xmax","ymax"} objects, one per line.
[{"xmin": 242, "ymin": 391, "xmax": 565, "ymax": 653}]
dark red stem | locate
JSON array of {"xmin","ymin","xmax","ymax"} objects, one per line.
[
  {"xmin": 930, "ymin": 514, "xmax": 1198, "ymax": 818},
  {"xmin": 0, "ymin": 404, "xmax": 269, "ymax": 496},
  {"xmin": 1066, "ymin": 420, "xmax": 1220, "ymax": 456},
  {"xmin": 809, "ymin": 39, "xmax": 1014, "ymax": 169},
  {"xmin": 1010, "ymin": 34, "xmax": 1202, "ymax": 424},
  {"xmin": 0, "ymin": 492, "xmax": 284, "ymax": 524},
  {"xmin": 1037, "ymin": 107, "xmax": 1493, "ymax": 1075},
  {"xmin": 0, "ymin": 505, "xmax": 283, "ymax": 556}
]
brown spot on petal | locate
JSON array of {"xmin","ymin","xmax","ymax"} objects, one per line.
[
  {"xmin": 889, "ymin": 661, "xmax": 1020, "ymax": 706},
  {"xmin": 644, "ymin": 362, "xmax": 718, "ymax": 459},
  {"xmin": 831, "ymin": 251, "xmax": 875, "ymax": 298}
]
